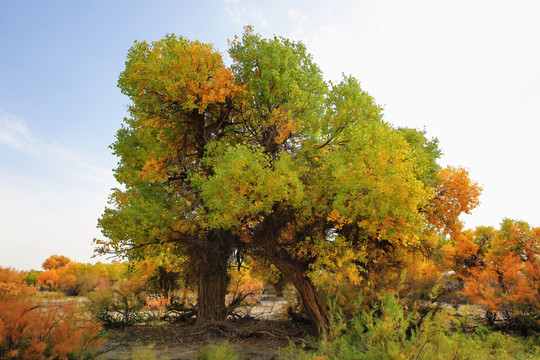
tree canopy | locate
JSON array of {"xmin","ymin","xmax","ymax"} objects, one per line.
[{"xmin": 96, "ymin": 28, "xmax": 482, "ymax": 330}]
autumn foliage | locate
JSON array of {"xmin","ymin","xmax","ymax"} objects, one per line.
[
  {"xmin": 41, "ymin": 255, "xmax": 71, "ymax": 271},
  {"xmin": 1, "ymin": 27, "xmax": 538, "ymax": 360},
  {"xmin": 442, "ymin": 220, "xmax": 540, "ymax": 330},
  {"xmin": 427, "ymin": 166, "xmax": 482, "ymax": 235},
  {"xmin": 0, "ymin": 267, "xmax": 103, "ymax": 359}
]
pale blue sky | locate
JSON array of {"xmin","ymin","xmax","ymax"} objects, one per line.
[{"xmin": 1, "ymin": 0, "xmax": 539, "ymax": 270}]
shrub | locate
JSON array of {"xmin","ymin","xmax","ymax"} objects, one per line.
[
  {"xmin": 0, "ymin": 267, "xmax": 103, "ymax": 359},
  {"xmin": 87, "ymin": 277, "xmax": 146, "ymax": 328},
  {"xmin": 144, "ymin": 295, "xmax": 171, "ymax": 321},
  {"xmin": 279, "ymin": 294, "xmax": 539, "ymax": 359},
  {"xmin": 36, "ymin": 269, "xmax": 60, "ymax": 292},
  {"xmin": 0, "ymin": 267, "xmax": 30, "ymax": 297},
  {"xmin": 228, "ymin": 265, "xmax": 265, "ymax": 308},
  {"xmin": 195, "ymin": 342, "xmax": 243, "ymax": 360},
  {"xmin": 122, "ymin": 343, "xmax": 170, "ymax": 360},
  {"xmin": 23, "ymin": 270, "xmax": 40, "ymax": 287},
  {"xmin": 444, "ymin": 220, "xmax": 540, "ymax": 332}
]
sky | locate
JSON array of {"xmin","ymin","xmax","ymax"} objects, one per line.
[{"xmin": 1, "ymin": 0, "xmax": 539, "ymax": 270}]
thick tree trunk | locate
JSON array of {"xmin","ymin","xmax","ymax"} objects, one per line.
[
  {"xmin": 253, "ymin": 207, "xmax": 331, "ymax": 333},
  {"xmin": 274, "ymin": 258, "xmax": 331, "ymax": 334},
  {"xmin": 197, "ymin": 259, "xmax": 228, "ymax": 322},
  {"xmin": 195, "ymin": 229, "xmax": 233, "ymax": 323}
]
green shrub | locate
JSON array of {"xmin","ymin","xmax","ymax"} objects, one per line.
[
  {"xmin": 23, "ymin": 269, "xmax": 40, "ymax": 286},
  {"xmin": 123, "ymin": 343, "xmax": 170, "ymax": 360},
  {"xmin": 195, "ymin": 342, "xmax": 243, "ymax": 360},
  {"xmin": 279, "ymin": 294, "xmax": 539, "ymax": 359}
]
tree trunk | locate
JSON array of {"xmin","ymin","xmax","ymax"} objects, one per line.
[
  {"xmin": 274, "ymin": 258, "xmax": 331, "ymax": 334},
  {"xmin": 252, "ymin": 209, "xmax": 331, "ymax": 334},
  {"xmin": 254, "ymin": 116, "xmax": 331, "ymax": 331},
  {"xmin": 197, "ymin": 259, "xmax": 228, "ymax": 322},
  {"xmin": 195, "ymin": 229, "xmax": 233, "ymax": 323},
  {"xmin": 272, "ymin": 274, "xmax": 286, "ymax": 297}
]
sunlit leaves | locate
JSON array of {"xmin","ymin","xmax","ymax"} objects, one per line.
[
  {"xmin": 120, "ymin": 34, "xmax": 242, "ymax": 114},
  {"xmin": 228, "ymin": 26, "xmax": 326, "ymax": 150},
  {"xmin": 317, "ymin": 118, "xmax": 429, "ymax": 245},
  {"xmin": 445, "ymin": 219, "xmax": 540, "ymax": 322},
  {"xmin": 427, "ymin": 166, "xmax": 482, "ymax": 235},
  {"xmin": 193, "ymin": 143, "xmax": 304, "ymax": 228}
]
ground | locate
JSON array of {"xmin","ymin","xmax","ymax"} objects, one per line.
[{"xmin": 95, "ymin": 295, "xmax": 316, "ymax": 360}]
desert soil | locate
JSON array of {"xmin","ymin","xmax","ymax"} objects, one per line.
[{"xmin": 95, "ymin": 295, "xmax": 316, "ymax": 360}]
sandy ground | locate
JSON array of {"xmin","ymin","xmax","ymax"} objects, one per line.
[{"xmin": 95, "ymin": 295, "xmax": 315, "ymax": 360}]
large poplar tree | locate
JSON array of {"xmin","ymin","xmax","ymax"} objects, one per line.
[{"xmin": 98, "ymin": 28, "xmax": 449, "ymax": 329}]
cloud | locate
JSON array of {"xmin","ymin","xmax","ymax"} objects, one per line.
[
  {"xmin": 288, "ymin": 9, "xmax": 307, "ymax": 22},
  {"xmin": 0, "ymin": 108, "xmax": 113, "ymax": 186},
  {"xmin": 224, "ymin": 0, "xmax": 269, "ymax": 28},
  {"xmin": 0, "ymin": 110, "xmax": 34, "ymax": 151},
  {"xmin": 0, "ymin": 108, "xmax": 116, "ymax": 270}
]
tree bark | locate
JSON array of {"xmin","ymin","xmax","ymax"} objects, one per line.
[
  {"xmin": 274, "ymin": 257, "xmax": 331, "ymax": 334},
  {"xmin": 252, "ymin": 209, "xmax": 331, "ymax": 333},
  {"xmin": 194, "ymin": 229, "xmax": 233, "ymax": 323}
]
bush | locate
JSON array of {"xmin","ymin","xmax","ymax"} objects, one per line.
[
  {"xmin": 228, "ymin": 266, "xmax": 265, "ymax": 308},
  {"xmin": 279, "ymin": 294, "xmax": 539, "ymax": 359},
  {"xmin": 23, "ymin": 270, "xmax": 40, "ymax": 287},
  {"xmin": 195, "ymin": 342, "xmax": 243, "ymax": 360},
  {"xmin": 87, "ymin": 277, "xmax": 146, "ymax": 328},
  {"xmin": 122, "ymin": 343, "xmax": 170, "ymax": 360},
  {"xmin": 0, "ymin": 267, "xmax": 103, "ymax": 359}
]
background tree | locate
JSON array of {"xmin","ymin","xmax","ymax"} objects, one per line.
[
  {"xmin": 458, "ymin": 220, "xmax": 540, "ymax": 330},
  {"xmin": 426, "ymin": 166, "xmax": 482, "ymax": 236},
  {"xmin": 42, "ymin": 254, "xmax": 71, "ymax": 271}
]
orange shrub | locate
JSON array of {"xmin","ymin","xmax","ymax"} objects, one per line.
[
  {"xmin": 444, "ymin": 220, "xmax": 540, "ymax": 330},
  {"xmin": 36, "ymin": 269, "xmax": 59, "ymax": 291},
  {"xmin": 87, "ymin": 276, "xmax": 147, "ymax": 328},
  {"xmin": 0, "ymin": 267, "xmax": 31, "ymax": 298},
  {"xmin": 0, "ymin": 267, "xmax": 103, "ymax": 359},
  {"xmin": 0, "ymin": 298, "xmax": 103, "ymax": 359},
  {"xmin": 228, "ymin": 266, "xmax": 265, "ymax": 306},
  {"xmin": 145, "ymin": 295, "xmax": 171, "ymax": 319}
]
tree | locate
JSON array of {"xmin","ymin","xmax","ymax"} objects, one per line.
[
  {"xmin": 42, "ymin": 254, "xmax": 71, "ymax": 270},
  {"xmin": 193, "ymin": 29, "xmax": 444, "ymax": 331},
  {"xmin": 98, "ymin": 28, "xmax": 450, "ymax": 331},
  {"xmin": 426, "ymin": 166, "xmax": 482, "ymax": 236},
  {"xmin": 458, "ymin": 220, "xmax": 540, "ymax": 329},
  {"xmin": 36, "ymin": 269, "xmax": 59, "ymax": 292},
  {"xmin": 96, "ymin": 34, "xmax": 244, "ymax": 322}
]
